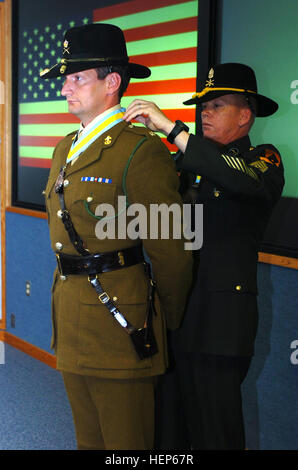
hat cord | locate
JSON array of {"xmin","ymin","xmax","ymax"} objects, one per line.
[
  {"xmin": 192, "ymin": 87, "xmax": 257, "ymax": 99},
  {"xmin": 60, "ymin": 57, "xmax": 129, "ymax": 64}
]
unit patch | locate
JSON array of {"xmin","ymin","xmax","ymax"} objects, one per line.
[{"xmin": 259, "ymin": 149, "xmax": 281, "ymax": 167}]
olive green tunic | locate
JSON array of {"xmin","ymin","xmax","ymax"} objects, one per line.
[{"xmin": 45, "ymin": 120, "xmax": 192, "ymax": 379}]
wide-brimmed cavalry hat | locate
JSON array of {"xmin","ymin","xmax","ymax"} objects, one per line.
[
  {"xmin": 184, "ymin": 63, "xmax": 278, "ymax": 117},
  {"xmin": 40, "ymin": 23, "xmax": 151, "ymax": 80}
]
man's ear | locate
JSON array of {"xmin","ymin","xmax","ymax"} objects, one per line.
[
  {"xmin": 239, "ymin": 107, "xmax": 253, "ymax": 127},
  {"xmin": 106, "ymin": 72, "xmax": 121, "ymax": 95}
]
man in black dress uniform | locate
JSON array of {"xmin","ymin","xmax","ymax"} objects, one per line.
[{"xmin": 124, "ymin": 63, "xmax": 285, "ymax": 449}]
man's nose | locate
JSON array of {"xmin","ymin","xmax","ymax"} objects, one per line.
[
  {"xmin": 61, "ymin": 79, "xmax": 72, "ymax": 96},
  {"xmin": 201, "ymin": 107, "xmax": 210, "ymax": 118}
]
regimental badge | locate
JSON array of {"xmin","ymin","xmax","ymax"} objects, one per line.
[
  {"xmin": 104, "ymin": 135, "xmax": 112, "ymax": 145},
  {"xmin": 205, "ymin": 67, "xmax": 215, "ymax": 87},
  {"xmin": 63, "ymin": 40, "xmax": 70, "ymax": 54}
]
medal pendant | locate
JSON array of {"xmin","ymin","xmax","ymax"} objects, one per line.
[{"xmin": 55, "ymin": 167, "xmax": 66, "ymax": 193}]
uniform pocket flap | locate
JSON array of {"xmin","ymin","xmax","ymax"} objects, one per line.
[{"xmin": 80, "ymin": 264, "xmax": 148, "ymax": 305}]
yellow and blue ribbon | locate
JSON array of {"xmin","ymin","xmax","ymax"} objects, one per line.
[{"xmin": 66, "ymin": 107, "xmax": 125, "ymax": 164}]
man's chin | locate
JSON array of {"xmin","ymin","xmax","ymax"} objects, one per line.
[{"xmin": 67, "ymin": 103, "xmax": 80, "ymax": 116}]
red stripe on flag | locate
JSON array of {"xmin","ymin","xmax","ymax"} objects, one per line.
[
  {"xmin": 161, "ymin": 108, "xmax": 195, "ymax": 122},
  {"xmin": 19, "ymin": 113, "xmax": 79, "ymax": 124},
  {"xmin": 126, "ymin": 77, "xmax": 196, "ymax": 96},
  {"xmin": 130, "ymin": 47, "xmax": 197, "ymax": 67},
  {"xmin": 124, "ymin": 17, "xmax": 197, "ymax": 42},
  {"xmin": 93, "ymin": 0, "xmax": 188, "ymax": 22},
  {"xmin": 19, "ymin": 136, "xmax": 63, "ymax": 147},
  {"xmin": 20, "ymin": 157, "xmax": 52, "ymax": 168},
  {"xmin": 161, "ymin": 138, "xmax": 179, "ymax": 152}
]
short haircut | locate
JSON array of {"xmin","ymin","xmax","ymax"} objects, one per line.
[{"xmin": 233, "ymin": 93, "xmax": 258, "ymax": 116}]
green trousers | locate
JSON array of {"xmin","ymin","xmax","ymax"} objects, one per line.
[{"xmin": 62, "ymin": 372, "xmax": 155, "ymax": 450}]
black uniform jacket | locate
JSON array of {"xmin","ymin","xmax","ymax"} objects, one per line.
[{"xmin": 175, "ymin": 134, "xmax": 284, "ymax": 357}]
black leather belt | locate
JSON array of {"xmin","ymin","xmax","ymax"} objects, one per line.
[{"xmin": 56, "ymin": 245, "xmax": 144, "ymax": 276}]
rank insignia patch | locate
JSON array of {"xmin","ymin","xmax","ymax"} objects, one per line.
[{"xmin": 81, "ymin": 177, "xmax": 112, "ymax": 183}]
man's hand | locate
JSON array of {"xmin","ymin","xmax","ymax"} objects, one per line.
[{"xmin": 123, "ymin": 99, "xmax": 174, "ymax": 136}]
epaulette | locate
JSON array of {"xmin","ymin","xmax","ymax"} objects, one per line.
[{"xmin": 125, "ymin": 123, "xmax": 160, "ymax": 140}]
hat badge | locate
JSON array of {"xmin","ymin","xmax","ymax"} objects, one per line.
[
  {"xmin": 205, "ymin": 67, "xmax": 215, "ymax": 87},
  {"xmin": 63, "ymin": 40, "xmax": 70, "ymax": 55}
]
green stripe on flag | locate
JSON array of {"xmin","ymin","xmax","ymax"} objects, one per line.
[
  {"xmin": 20, "ymin": 100, "xmax": 68, "ymax": 114},
  {"xmin": 19, "ymin": 123, "xmax": 77, "ymax": 136},
  {"xmin": 97, "ymin": 1, "xmax": 198, "ymax": 31},
  {"xmin": 131, "ymin": 62, "xmax": 197, "ymax": 83},
  {"xmin": 20, "ymin": 146, "xmax": 54, "ymax": 158},
  {"xmin": 127, "ymin": 32, "xmax": 197, "ymax": 56}
]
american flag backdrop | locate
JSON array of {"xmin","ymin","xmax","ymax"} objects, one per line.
[{"xmin": 16, "ymin": 0, "xmax": 198, "ymax": 206}]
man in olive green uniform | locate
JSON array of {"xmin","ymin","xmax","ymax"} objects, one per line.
[{"xmin": 40, "ymin": 24, "xmax": 192, "ymax": 450}]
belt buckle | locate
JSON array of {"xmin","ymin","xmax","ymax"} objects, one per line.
[
  {"xmin": 56, "ymin": 253, "xmax": 64, "ymax": 275},
  {"xmin": 98, "ymin": 292, "xmax": 110, "ymax": 304}
]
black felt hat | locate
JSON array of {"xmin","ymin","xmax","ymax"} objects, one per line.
[
  {"xmin": 184, "ymin": 63, "xmax": 278, "ymax": 117},
  {"xmin": 40, "ymin": 23, "xmax": 151, "ymax": 79}
]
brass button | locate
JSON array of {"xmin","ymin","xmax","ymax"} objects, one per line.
[
  {"xmin": 60, "ymin": 275, "xmax": 67, "ymax": 281},
  {"xmin": 235, "ymin": 285, "xmax": 242, "ymax": 291},
  {"xmin": 214, "ymin": 190, "xmax": 220, "ymax": 198},
  {"xmin": 55, "ymin": 242, "xmax": 63, "ymax": 251},
  {"xmin": 113, "ymin": 296, "xmax": 118, "ymax": 302},
  {"xmin": 57, "ymin": 210, "xmax": 63, "ymax": 218},
  {"xmin": 63, "ymin": 179, "xmax": 69, "ymax": 187},
  {"xmin": 87, "ymin": 196, "xmax": 93, "ymax": 203}
]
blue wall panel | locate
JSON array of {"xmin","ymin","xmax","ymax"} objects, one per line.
[
  {"xmin": 5, "ymin": 212, "xmax": 55, "ymax": 352},
  {"xmin": 242, "ymin": 263, "xmax": 298, "ymax": 449}
]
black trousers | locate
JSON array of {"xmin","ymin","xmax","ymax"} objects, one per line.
[{"xmin": 155, "ymin": 352, "xmax": 251, "ymax": 450}]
